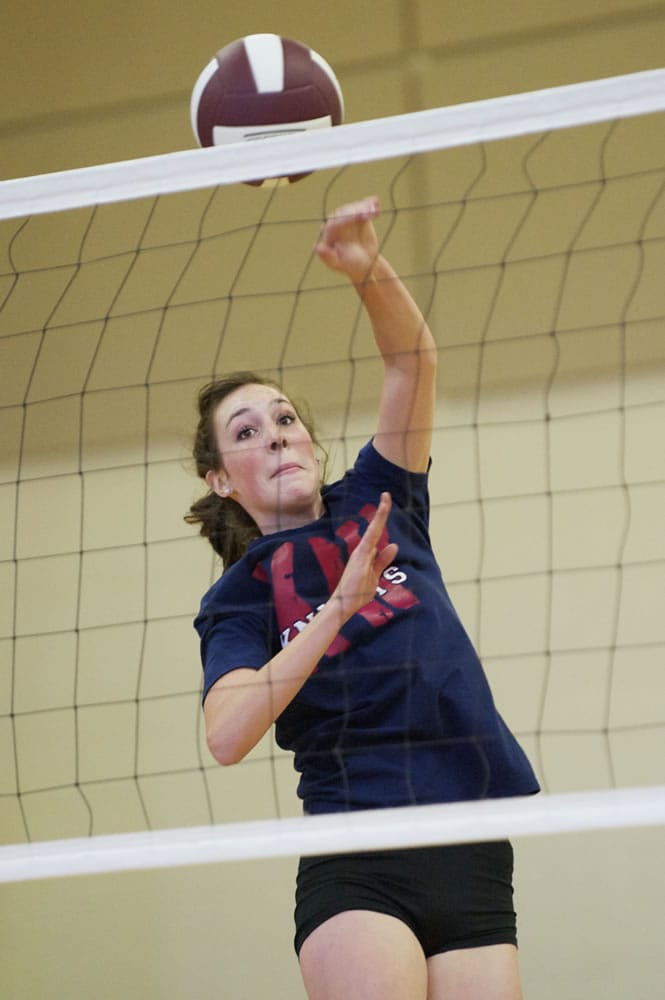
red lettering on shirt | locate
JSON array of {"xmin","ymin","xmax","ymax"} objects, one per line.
[
  {"xmin": 258, "ymin": 506, "xmax": 419, "ymax": 658},
  {"xmin": 265, "ymin": 540, "xmax": 349, "ymax": 657}
]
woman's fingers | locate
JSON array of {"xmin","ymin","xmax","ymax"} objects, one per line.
[
  {"xmin": 326, "ymin": 196, "xmax": 380, "ymax": 234},
  {"xmin": 364, "ymin": 491, "xmax": 392, "ymax": 546},
  {"xmin": 359, "ymin": 492, "xmax": 399, "ymax": 582},
  {"xmin": 375, "ymin": 541, "xmax": 399, "ymax": 576},
  {"xmin": 333, "ymin": 492, "xmax": 398, "ymax": 618},
  {"xmin": 314, "ymin": 196, "xmax": 381, "ymax": 275}
]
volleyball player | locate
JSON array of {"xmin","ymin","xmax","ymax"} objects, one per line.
[{"xmin": 188, "ymin": 196, "xmax": 539, "ymax": 1000}]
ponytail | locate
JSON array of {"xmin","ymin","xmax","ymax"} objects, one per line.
[{"xmin": 185, "ymin": 492, "xmax": 259, "ymax": 566}]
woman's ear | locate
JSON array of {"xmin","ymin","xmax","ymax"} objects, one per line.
[{"xmin": 206, "ymin": 469, "xmax": 231, "ymax": 498}]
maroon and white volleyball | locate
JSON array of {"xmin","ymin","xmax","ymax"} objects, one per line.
[{"xmin": 190, "ymin": 34, "xmax": 344, "ymax": 152}]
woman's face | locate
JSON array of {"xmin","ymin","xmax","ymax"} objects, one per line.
[{"xmin": 206, "ymin": 382, "xmax": 324, "ymax": 534}]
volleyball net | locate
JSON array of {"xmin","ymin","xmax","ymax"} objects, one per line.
[{"xmin": 1, "ymin": 69, "xmax": 665, "ymax": 883}]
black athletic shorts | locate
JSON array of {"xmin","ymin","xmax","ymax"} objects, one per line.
[{"xmin": 294, "ymin": 840, "xmax": 517, "ymax": 958}]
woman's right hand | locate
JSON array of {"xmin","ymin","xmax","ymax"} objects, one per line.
[{"xmin": 331, "ymin": 492, "xmax": 398, "ymax": 622}]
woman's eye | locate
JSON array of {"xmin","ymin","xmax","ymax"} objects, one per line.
[
  {"xmin": 236, "ymin": 426, "xmax": 255, "ymax": 440},
  {"xmin": 278, "ymin": 413, "xmax": 295, "ymax": 426}
]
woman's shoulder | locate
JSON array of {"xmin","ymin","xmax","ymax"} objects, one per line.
[
  {"xmin": 198, "ymin": 553, "xmax": 266, "ymax": 613},
  {"xmin": 341, "ymin": 439, "xmax": 430, "ymax": 507}
]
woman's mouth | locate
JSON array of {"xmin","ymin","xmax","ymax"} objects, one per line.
[{"xmin": 272, "ymin": 463, "xmax": 301, "ymax": 478}]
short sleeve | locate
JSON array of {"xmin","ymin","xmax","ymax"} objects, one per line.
[
  {"xmin": 195, "ymin": 576, "xmax": 274, "ymax": 701},
  {"xmin": 349, "ymin": 440, "xmax": 431, "ymax": 537}
]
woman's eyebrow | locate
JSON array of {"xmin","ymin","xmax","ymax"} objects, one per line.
[
  {"xmin": 225, "ymin": 397, "xmax": 290, "ymax": 428},
  {"xmin": 225, "ymin": 406, "xmax": 250, "ymax": 428}
]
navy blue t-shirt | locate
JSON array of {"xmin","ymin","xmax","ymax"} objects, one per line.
[{"xmin": 195, "ymin": 441, "xmax": 539, "ymax": 814}]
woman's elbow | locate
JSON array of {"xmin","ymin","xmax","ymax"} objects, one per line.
[
  {"xmin": 206, "ymin": 723, "xmax": 248, "ymax": 766},
  {"xmin": 203, "ymin": 672, "xmax": 267, "ymax": 765}
]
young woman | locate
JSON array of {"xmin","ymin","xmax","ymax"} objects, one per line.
[{"xmin": 188, "ymin": 196, "xmax": 539, "ymax": 1000}]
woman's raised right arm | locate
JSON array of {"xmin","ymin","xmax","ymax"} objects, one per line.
[{"xmin": 204, "ymin": 493, "xmax": 397, "ymax": 765}]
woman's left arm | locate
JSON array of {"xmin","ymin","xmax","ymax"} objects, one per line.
[{"xmin": 315, "ymin": 196, "xmax": 437, "ymax": 473}]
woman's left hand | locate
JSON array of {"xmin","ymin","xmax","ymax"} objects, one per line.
[{"xmin": 314, "ymin": 195, "xmax": 381, "ymax": 284}]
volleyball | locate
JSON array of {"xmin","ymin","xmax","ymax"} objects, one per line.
[{"xmin": 190, "ymin": 33, "xmax": 344, "ymax": 161}]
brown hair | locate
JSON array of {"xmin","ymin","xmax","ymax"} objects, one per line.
[{"xmin": 185, "ymin": 372, "xmax": 323, "ymax": 568}]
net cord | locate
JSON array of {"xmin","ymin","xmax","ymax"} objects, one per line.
[
  {"xmin": 1, "ymin": 68, "xmax": 665, "ymax": 220},
  {"xmin": 1, "ymin": 786, "xmax": 664, "ymax": 883}
]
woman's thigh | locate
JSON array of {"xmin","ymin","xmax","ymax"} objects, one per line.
[
  {"xmin": 427, "ymin": 943, "xmax": 523, "ymax": 1000},
  {"xmin": 298, "ymin": 909, "xmax": 428, "ymax": 1000}
]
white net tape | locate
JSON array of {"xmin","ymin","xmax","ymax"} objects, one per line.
[
  {"xmin": 1, "ymin": 69, "xmax": 664, "ymax": 218},
  {"xmin": 2, "ymin": 786, "xmax": 665, "ymax": 883}
]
